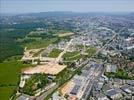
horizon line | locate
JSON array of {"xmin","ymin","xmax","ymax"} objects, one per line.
[{"xmin": 1, "ymin": 11, "xmax": 134, "ymax": 15}]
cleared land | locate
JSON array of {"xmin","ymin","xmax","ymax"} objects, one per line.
[
  {"xmin": 23, "ymin": 62, "xmax": 67, "ymax": 75},
  {"xmin": 58, "ymin": 32, "xmax": 74, "ymax": 37},
  {"xmin": 0, "ymin": 61, "xmax": 31, "ymax": 100}
]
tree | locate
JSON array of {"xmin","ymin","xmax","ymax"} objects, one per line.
[{"xmin": 23, "ymin": 73, "xmax": 49, "ymax": 95}]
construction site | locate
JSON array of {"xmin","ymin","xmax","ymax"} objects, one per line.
[
  {"xmin": 23, "ymin": 63, "xmax": 67, "ymax": 75},
  {"xmin": 21, "ymin": 39, "xmax": 74, "ymax": 75}
]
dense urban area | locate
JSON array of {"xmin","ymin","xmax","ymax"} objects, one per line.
[{"xmin": 0, "ymin": 12, "xmax": 134, "ymax": 100}]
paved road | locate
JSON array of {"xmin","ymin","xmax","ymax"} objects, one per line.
[
  {"xmin": 34, "ymin": 28, "xmax": 119, "ymax": 100},
  {"xmin": 79, "ymin": 28, "xmax": 119, "ymax": 100},
  {"xmin": 56, "ymin": 39, "xmax": 73, "ymax": 62},
  {"xmin": 36, "ymin": 84, "xmax": 59, "ymax": 100}
]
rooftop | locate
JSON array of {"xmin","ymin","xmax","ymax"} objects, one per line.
[
  {"xmin": 106, "ymin": 89, "xmax": 120, "ymax": 97},
  {"xmin": 70, "ymin": 85, "xmax": 80, "ymax": 95}
]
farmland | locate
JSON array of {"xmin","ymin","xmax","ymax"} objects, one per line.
[{"xmin": 0, "ymin": 61, "xmax": 31, "ymax": 100}]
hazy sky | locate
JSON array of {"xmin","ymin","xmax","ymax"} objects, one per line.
[{"xmin": 1, "ymin": 0, "xmax": 134, "ymax": 13}]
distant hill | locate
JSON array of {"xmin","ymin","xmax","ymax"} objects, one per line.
[
  {"xmin": 18, "ymin": 11, "xmax": 82, "ymax": 18},
  {"xmin": 1, "ymin": 11, "xmax": 133, "ymax": 18},
  {"xmin": 16, "ymin": 11, "xmax": 134, "ymax": 18}
]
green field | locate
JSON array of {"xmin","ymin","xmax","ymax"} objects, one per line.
[
  {"xmin": 48, "ymin": 49, "xmax": 62, "ymax": 58},
  {"xmin": 0, "ymin": 86, "xmax": 15, "ymax": 100},
  {"xmin": 0, "ymin": 61, "xmax": 31, "ymax": 100},
  {"xmin": 63, "ymin": 51, "xmax": 81, "ymax": 61},
  {"xmin": 22, "ymin": 38, "xmax": 58, "ymax": 50},
  {"xmin": 62, "ymin": 46, "xmax": 96, "ymax": 61},
  {"xmin": 86, "ymin": 47, "xmax": 96, "ymax": 57}
]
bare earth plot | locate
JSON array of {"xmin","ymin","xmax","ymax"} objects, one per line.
[
  {"xmin": 58, "ymin": 32, "xmax": 74, "ymax": 37},
  {"xmin": 23, "ymin": 62, "xmax": 67, "ymax": 75}
]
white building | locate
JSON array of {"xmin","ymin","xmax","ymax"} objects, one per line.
[
  {"xmin": 106, "ymin": 64, "xmax": 117, "ymax": 73},
  {"xmin": 96, "ymin": 93, "xmax": 109, "ymax": 100},
  {"xmin": 106, "ymin": 89, "xmax": 122, "ymax": 100}
]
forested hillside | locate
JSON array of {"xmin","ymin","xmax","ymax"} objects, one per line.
[
  {"xmin": 0, "ymin": 18, "xmax": 73, "ymax": 62},
  {"xmin": 0, "ymin": 29, "xmax": 29, "ymax": 62}
]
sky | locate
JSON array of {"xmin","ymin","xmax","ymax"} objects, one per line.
[{"xmin": 1, "ymin": 0, "xmax": 134, "ymax": 14}]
